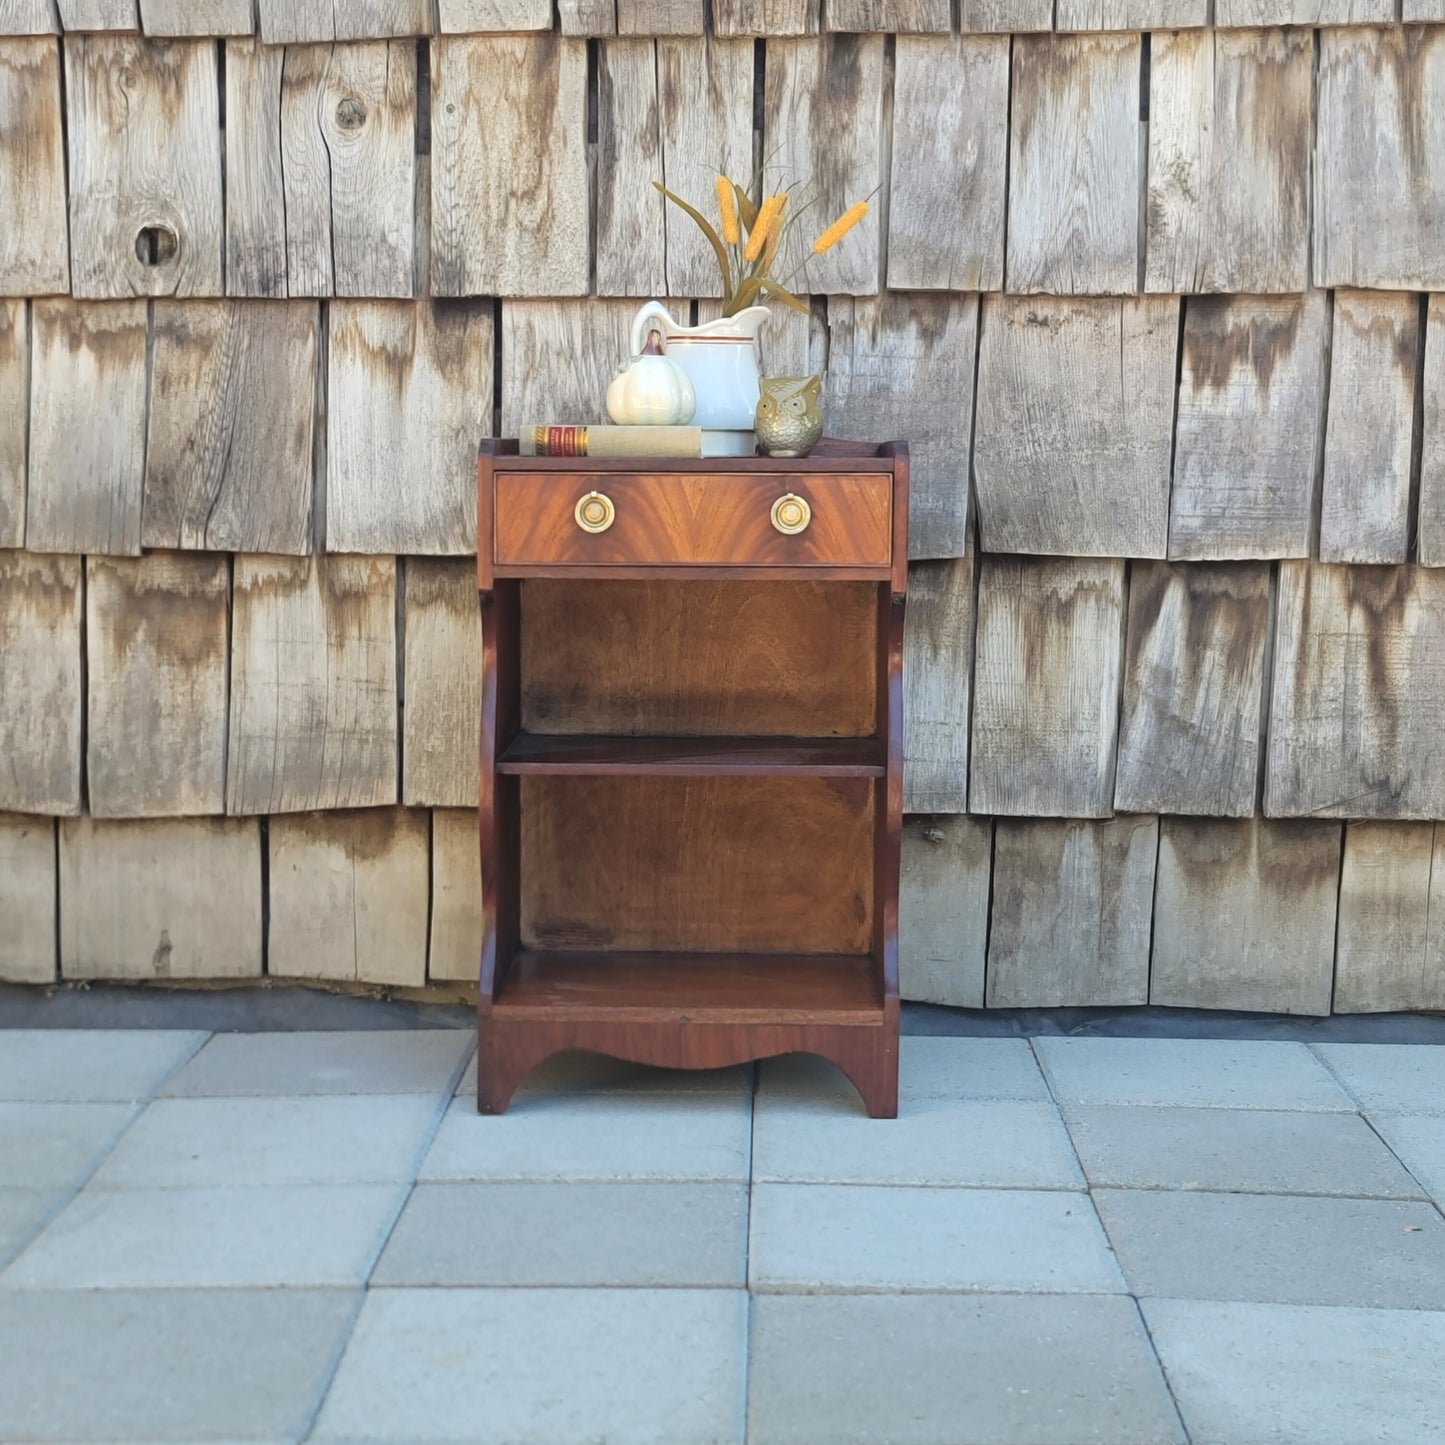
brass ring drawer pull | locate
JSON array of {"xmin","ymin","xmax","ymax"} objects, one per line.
[
  {"xmin": 771, "ymin": 493, "xmax": 812, "ymax": 536},
  {"xmin": 575, "ymin": 491, "xmax": 616, "ymax": 534}
]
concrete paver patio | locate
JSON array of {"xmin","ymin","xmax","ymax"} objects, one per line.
[{"xmin": 0, "ymin": 1027, "xmax": 1443, "ymax": 1443}]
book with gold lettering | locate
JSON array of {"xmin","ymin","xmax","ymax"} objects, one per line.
[{"xmin": 519, "ymin": 424, "xmax": 757, "ymax": 459}]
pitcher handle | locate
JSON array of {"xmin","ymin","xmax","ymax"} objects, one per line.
[{"xmin": 630, "ymin": 300, "xmax": 677, "ymax": 356}]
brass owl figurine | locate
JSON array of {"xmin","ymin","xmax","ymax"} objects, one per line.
[{"xmin": 755, "ymin": 375, "xmax": 824, "ymax": 458}]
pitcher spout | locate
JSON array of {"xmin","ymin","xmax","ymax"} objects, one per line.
[{"xmin": 714, "ymin": 305, "xmax": 770, "ymax": 342}]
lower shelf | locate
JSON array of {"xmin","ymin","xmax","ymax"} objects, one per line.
[{"xmin": 492, "ymin": 950, "xmax": 884, "ymax": 1025}]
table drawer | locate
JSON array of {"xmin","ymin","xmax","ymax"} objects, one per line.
[{"xmin": 493, "ymin": 471, "xmax": 893, "ymax": 571}]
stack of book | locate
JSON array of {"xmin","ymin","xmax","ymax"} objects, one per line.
[{"xmin": 519, "ymin": 424, "xmax": 758, "ymax": 458}]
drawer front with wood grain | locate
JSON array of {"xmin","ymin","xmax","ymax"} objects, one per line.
[{"xmin": 493, "ymin": 471, "xmax": 893, "ymax": 572}]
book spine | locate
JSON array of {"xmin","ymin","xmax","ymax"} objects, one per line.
[{"xmin": 519, "ymin": 424, "xmax": 706, "ymax": 458}]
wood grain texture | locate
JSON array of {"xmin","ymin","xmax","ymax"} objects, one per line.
[
  {"xmin": 887, "ymin": 36, "xmax": 1007, "ymax": 293},
  {"xmin": 439, "ymin": 0, "xmax": 551, "ymax": 29},
  {"xmin": 495, "ymin": 471, "xmax": 891, "ymax": 570},
  {"xmin": 974, "ymin": 296, "xmax": 1176, "ymax": 558},
  {"xmin": 763, "ymin": 36, "xmax": 884, "ymax": 297},
  {"xmin": 903, "ymin": 555, "xmax": 973, "ymax": 814},
  {"xmin": 988, "ymin": 815, "xmax": 1157, "ymax": 1007},
  {"xmin": 521, "ymin": 775, "xmax": 874, "ymax": 954},
  {"xmin": 595, "ymin": 40, "xmax": 665, "ymax": 299},
  {"xmin": 557, "ymin": 0, "xmax": 614, "ymax": 34},
  {"xmin": 139, "ymin": 0, "xmax": 253, "ymax": 32},
  {"xmin": 1151, "ymin": 817, "xmax": 1340, "ymax": 1016},
  {"xmin": 1056, "ymin": 0, "xmax": 1202, "ymax": 28},
  {"xmin": 900, "ymin": 815, "xmax": 990, "ymax": 1008},
  {"xmin": 958, "ymin": 0, "xmax": 1048, "ymax": 29},
  {"xmin": 0, "ymin": 38, "xmax": 69, "ymax": 294},
  {"xmin": 327, "ymin": 300, "xmax": 491, "ymax": 554},
  {"xmin": 257, "ymin": 0, "xmax": 330, "ymax": 40},
  {"xmin": 1267, "ymin": 562, "xmax": 1445, "ymax": 821},
  {"xmin": 268, "ymin": 808, "xmax": 429, "ymax": 987},
  {"xmin": 824, "ymin": 293, "xmax": 977, "ymax": 561},
  {"xmin": 827, "ymin": 0, "xmax": 946, "ymax": 33},
  {"xmin": 1169, "ymin": 292, "xmax": 1328, "ymax": 561},
  {"xmin": 1335, "ymin": 823, "xmax": 1445, "ymax": 1013},
  {"xmin": 431, "ymin": 36, "xmax": 588, "ymax": 297},
  {"xmin": 65, "ymin": 35, "xmax": 222, "ymax": 297},
  {"xmin": 403, "ymin": 559, "xmax": 483, "ymax": 808},
  {"xmin": 0, "ymin": 815, "xmax": 55, "ymax": 984},
  {"xmin": 0, "ymin": 2, "xmax": 60, "ymax": 33},
  {"xmin": 59, "ymin": 817, "xmax": 261, "ymax": 980},
  {"xmin": 57, "ymin": 0, "xmax": 135, "ymax": 25},
  {"xmin": 521, "ymin": 578, "xmax": 877, "ymax": 737},
  {"xmin": 969, "ymin": 556, "xmax": 1125, "ymax": 819},
  {"xmin": 658, "ymin": 37, "xmax": 754, "ymax": 298},
  {"xmin": 227, "ymin": 556, "xmax": 398, "ymax": 815},
  {"xmin": 0, "ymin": 552, "xmax": 81, "ymax": 815},
  {"xmin": 1115, "ymin": 562, "xmax": 1270, "ymax": 818},
  {"xmin": 712, "ymin": 0, "xmax": 814, "ymax": 36},
  {"xmin": 1416, "ymin": 296, "xmax": 1445, "ymax": 566},
  {"xmin": 86, "ymin": 553, "xmax": 228, "ymax": 818},
  {"xmin": 430, "ymin": 807, "xmax": 482, "ymax": 983},
  {"xmin": 333, "ymin": 0, "xmax": 435, "ymax": 36},
  {"xmin": 1315, "ymin": 28, "xmax": 1445, "ymax": 290},
  {"xmin": 1146, "ymin": 30, "xmax": 1311, "ymax": 295},
  {"xmin": 500, "ymin": 299, "xmax": 688, "ymax": 430},
  {"xmin": 223, "ymin": 39, "xmax": 286, "ymax": 298},
  {"xmin": 281, "ymin": 41, "xmax": 416, "ymax": 299},
  {"xmin": 1321, "ymin": 291, "xmax": 1418, "ymax": 566},
  {"xmin": 143, "ymin": 300, "xmax": 318, "ymax": 555},
  {"xmin": 26, "ymin": 298, "xmax": 147, "ymax": 556},
  {"xmin": 0, "ymin": 300, "xmax": 24, "ymax": 548},
  {"xmin": 618, "ymin": 0, "xmax": 702, "ymax": 32},
  {"xmin": 1007, "ymin": 35, "xmax": 1139, "ymax": 296}
]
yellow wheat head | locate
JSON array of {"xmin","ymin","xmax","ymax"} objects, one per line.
[
  {"xmin": 813, "ymin": 201, "xmax": 869, "ymax": 255},
  {"xmin": 716, "ymin": 176, "xmax": 739, "ymax": 246},
  {"xmin": 745, "ymin": 192, "xmax": 788, "ymax": 263}
]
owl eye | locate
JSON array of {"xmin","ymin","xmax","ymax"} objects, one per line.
[{"xmin": 786, "ymin": 397, "xmax": 806, "ymax": 414}]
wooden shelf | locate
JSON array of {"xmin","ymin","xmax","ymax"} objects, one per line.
[
  {"xmin": 497, "ymin": 733, "xmax": 886, "ymax": 777},
  {"xmin": 496, "ymin": 950, "xmax": 884, "ymax": 1024}
]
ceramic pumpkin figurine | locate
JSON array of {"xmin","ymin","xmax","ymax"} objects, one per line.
[
  {"xmin": 605, "ymin": 329, "xmax": 697, "ymax": 426},
  {"xmin": 755, "ymin": 374, "xmax": 824, "ymax": 458}
]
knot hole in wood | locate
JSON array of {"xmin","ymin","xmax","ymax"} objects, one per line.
[{"xmin": 135, "ymin": 225, "xmax": 178, "ymax": 267}]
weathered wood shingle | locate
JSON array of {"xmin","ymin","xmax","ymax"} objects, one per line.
[
  {"xmin": 900, "ymin": 815, "xmax": 990, "ymax": 1009},
  {"xmin": 430, "ymin": 808, "xmax": 483, "ymax": 982},
  {"xmin": 431, "ymin": 36, "xmax": 589, "ymax": 297},
  {"xmin": 763, "ymin": 37, "xmax": 884, "ymax": 297},
  {"xmin": 1146, "ymin": 30, "xmax": 1311, "ymax": 295},
  {"xmin": 57, "ymin": 0, "xmax": 137, "ymax": 27},
  {"xmin": 1007, "ymin": 35, "xmax": 1140, "ymax": 296},
  {"xmin": 887, "ymin": 36, "xmax": 1008, "ymax": 294},
  {"xmin": 27, "ymin": 299, "xmax": 148, "ymax": 556},
  {"xmin": 988, "ymin": 816, "xmax": 1157, "ymax": 1007},
  {"xmin": 438, "ymin": 0, "xmax": 551, "ymax": 29},
  {"xmin": 268, "ymin": 808, "xmax": 429, "ymax": 987},
  {"xmin": 1315, "ymin": 28, "xmax": 1445, "ymax": 290},
  {"xmin": 280, "ymin": 41, "xmax": 417, "ymax": 299},
  {"xmin": 227, "ymin": 556, "xmax": 398, "ymax": 815},
  {"xmin": 970, "ymin": 556, "xmax": 1125, "ymax": 818},
  {"xmin": 1417, "ymin": 296, "xmax": 1445, "ymax": 566},
  {"xmin": 1321, "ymin": 291, "xmax": 1419, "ymax": 566},
  {"xmin": 403, "ymin": 559, "xmax": 484, "ymax": 809},
  {"xmin": 1267, "ymin": 563, "xmax": 1445, "ymax": 821},
  {"xmin": 0, "ymin": 37, "xmax": 69, "ymax": 294},
  {"xmin": 1115, "ymin": 562, "xmax": 1270, "ymax": 817},
  {"xmin": 974, "ymin": 296, "xmax": 1176, "ymax": 558},
  {"xmin": 0, "ymin": 815, "xmax": 55, "ymax": 984},
  {"xmin": 1151, "ymin": 818, "xmax": 1340, "ymax": 1015},
  {"xmin": 1335, "ymin": 823, "xmax": 1445, "ymax": 1013},
  {"xmin": 0, "ymin": 552, "xmax": 82, "ymax": 816},
  {"xmin": 0, "ymin": 300, "xmax": 25, "ymax": 549},
  {"xmin": 1169, "ymin": 292, "xmax": 1327, "ymax": 561},
  {"xmin": 143, "ymin": 300, "xmax": 318, "ymax": 555},
  {"xmin": 86, "ymin": 553, "xmax": 229, "ymax": 818},
  {"xmin": 0, "ymin": 2, "xmax": 61, "ymax": 33},
  {"xmin": 327, "ymin": 300, "xmax": 492, "ymax": 554},
  {"xmin": 59, "ymin": 817, "xmax": 262, "ymax": 980},
  {"xmin": 65, "ymin": 35, "xmax": 223, "ymax": 297},
  {"xmin": 139, "ymin": 0, "xmax": 253, "ymax": 33},
  {"xmin": 903, "ymin": 554, "xmax": 974, "ymax": 814}
]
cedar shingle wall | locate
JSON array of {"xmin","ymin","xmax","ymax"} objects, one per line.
[{"xmin": 1, "ymin": 3, "xmax": 1442, "ymax": 1014}]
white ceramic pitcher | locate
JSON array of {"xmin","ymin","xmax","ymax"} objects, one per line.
[{"xmin": 629, "ymin": 301, "xmax": 770, "ymax": 431}]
